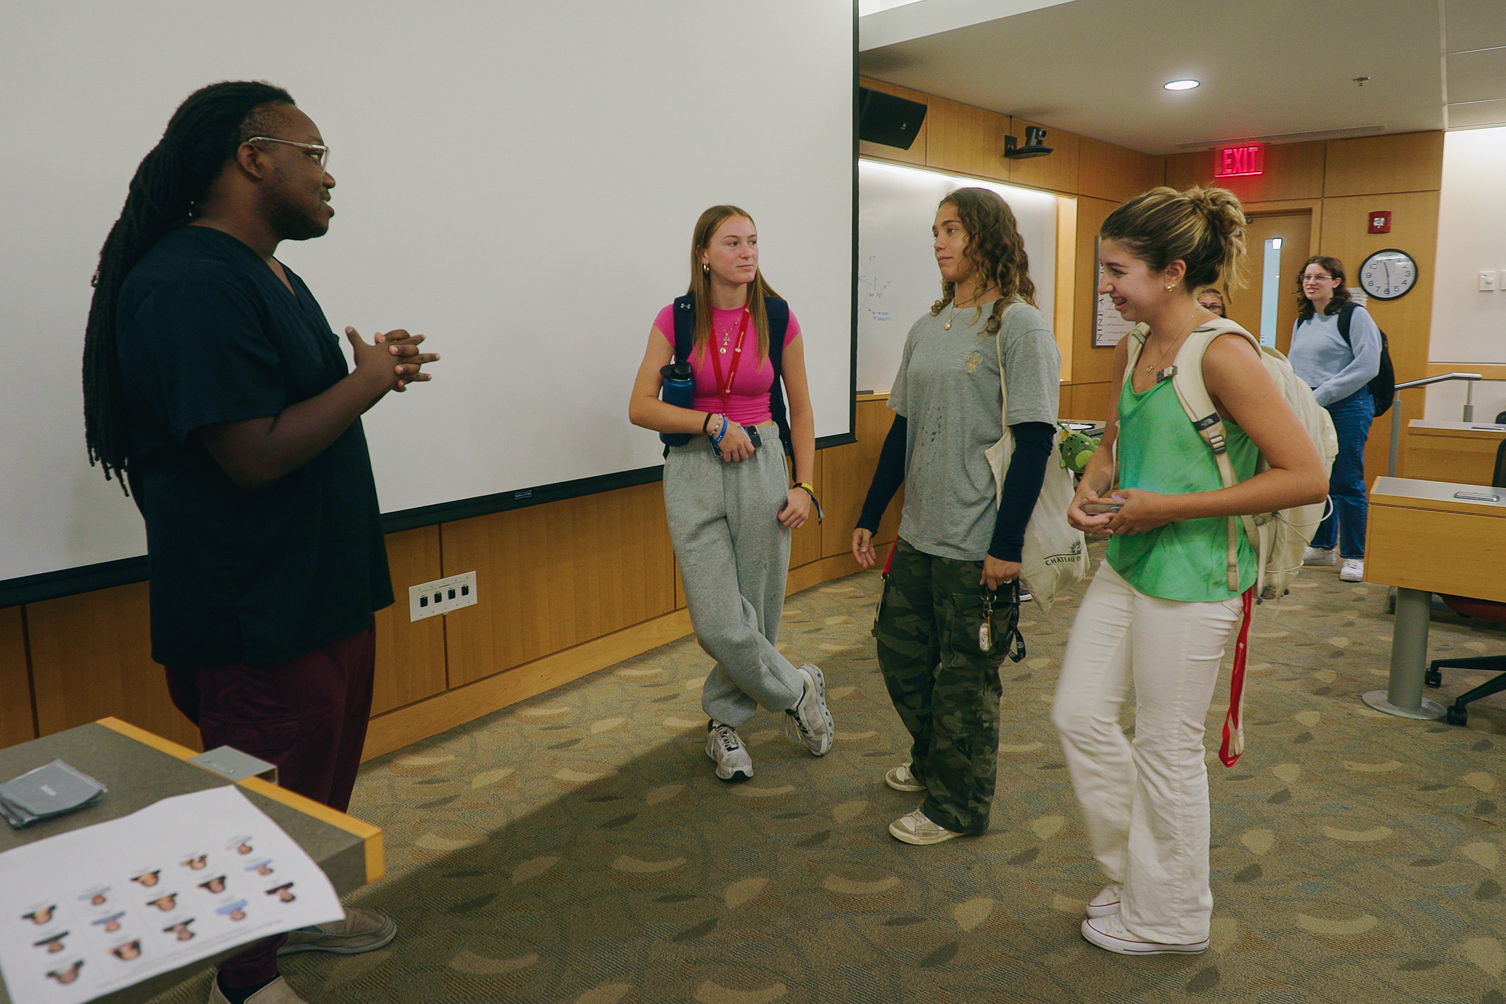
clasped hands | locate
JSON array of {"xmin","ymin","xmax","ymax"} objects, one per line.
[{"xmin": 346, "ymin": 326, "xmax": 439, "ymax": 392}]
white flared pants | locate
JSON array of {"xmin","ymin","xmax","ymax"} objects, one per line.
[{"xmin": 1051, "ymin": 562, "xmax": 1242, "ymax": 944}]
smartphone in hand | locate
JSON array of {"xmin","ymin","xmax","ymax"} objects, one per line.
[{"xmin": 1081, "ymin": 501, "xmax": 1123, "ymax": 515}]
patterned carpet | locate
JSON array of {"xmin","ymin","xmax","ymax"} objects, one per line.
[{"xmin": 154, "ymin": 544, "xmax": 1506, "ymax": 1004}]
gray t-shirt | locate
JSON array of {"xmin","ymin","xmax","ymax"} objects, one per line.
[{"xmin": 888, "ymin": 300, "xmax": 1061, "ymax": 561}]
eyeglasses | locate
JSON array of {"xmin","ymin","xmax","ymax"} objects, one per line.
[
  {"xmin": 1302, "ymin": 274, "xmax": 1334, "ymax": 283},
  {"xmin": 245, "ymin": 136, "xmax": 330, "ymax": 169}
]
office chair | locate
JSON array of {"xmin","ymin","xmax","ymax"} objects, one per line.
[{"xmin": 1424, "ymin": 437, "xmax": 1506, "ymax": 725}]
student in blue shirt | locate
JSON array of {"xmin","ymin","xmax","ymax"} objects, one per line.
[{"xmin": 1287, "ymin": 256, "xmax": 1382, "ymax": 583}]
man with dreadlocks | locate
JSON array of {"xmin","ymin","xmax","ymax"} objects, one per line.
[{"xmin": 81, "ymin": 81, "xmax": 436, "ymax": 1004}]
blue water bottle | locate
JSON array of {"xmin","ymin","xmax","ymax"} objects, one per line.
[{"xmin": 659, "ymin": 362, "xmax": 695, "ymax": 447}]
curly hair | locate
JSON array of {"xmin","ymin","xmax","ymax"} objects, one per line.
[{"xmin": 928, "ymin": 187, "xmax": 1037, "ymax": 337}]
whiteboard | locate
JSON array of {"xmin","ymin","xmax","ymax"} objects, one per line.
[
  {"xmin": 857, "ymin": 160, "xmax": 1059, "ymax": 393},
  {"xmin": 0, "ymin": 1, "xmax": 854, "ymax": 588}
]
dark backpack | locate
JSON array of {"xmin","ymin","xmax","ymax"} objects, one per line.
[
  {"xmin": 668, "ymin": 295, "xmax": 793, "ymax": 456},
  {"xmin": 1336, "ymin": 303, "xmax": 1396, "ymax": 418}
]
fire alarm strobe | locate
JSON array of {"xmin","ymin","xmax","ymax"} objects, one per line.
[{"xmin": 1368, "ymin": 210, "xmax": 1392, "ymax": 234}]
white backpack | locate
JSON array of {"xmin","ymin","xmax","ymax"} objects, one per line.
[{"xmin": 1122, "ymin": 319, "xmax": 1338, "ymax": 601}]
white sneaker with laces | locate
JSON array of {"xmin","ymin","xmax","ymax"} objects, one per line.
[
  {"xmin": 888, "ymin": 808, "xmax": 963, "ymax": 845},
  {"xmin": 1081, "ymin": 914, "xmax": 1208, "ymax": 955},
  {"xmin": 705, "ymin": 722, "xmax": 753, "ymax": 781},
  {"xmin": 783, "ymin": 664, "xmax": 834, "ymax": 756},
  {"xmin": 1339, "ymin": 558, "xmax": 1365, "ymax": 582},
  {"xmin": 884, "ymin": 763, "xmax": 926, "ymax": 792},
  {"xmin": 1303, "ymin": 546, "xmax": 1336, "ymax": 567},
  {"xmin": 1086, "ymin": 884, "xmax": 1121, "ymax": 918}
]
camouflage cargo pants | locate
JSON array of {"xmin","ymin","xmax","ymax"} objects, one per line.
[{"xmin": 873, "ymin": 537, "xmax": 1014, "ymax": 835}]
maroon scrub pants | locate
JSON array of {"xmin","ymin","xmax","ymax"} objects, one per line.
[{"xmin": 165, "ymin": 625, "xmax": 376, "ymax": 990}]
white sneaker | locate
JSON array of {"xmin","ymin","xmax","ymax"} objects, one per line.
[
  {"xmin": 884, "ymin": 763, "xmax": 926, "ymax": 792},
  {"xmin": 1086, "ymin": 884, "xmax": 1121, "ymax": 918},
  {"xmin": 1303, "ymin": 546, "xmax": 1336, "ymax": 567},
  {"xmin": 1339, "ymin": 558, "xmax": 1365, "ymax": 582},
  {"xmin": 1081, "ymin": 915, "xmax": 1208, "ymax": 955},
  {"xmin": 705, "ymin": 722, "xmax": 753, "ymax": 781},
  {"xmin": 888, "ymin": 808, "xmax": 963, "ymax": 845},
  {"xmin": 783, "ymin": 664, "xmax": 834, "ymax": 756}
]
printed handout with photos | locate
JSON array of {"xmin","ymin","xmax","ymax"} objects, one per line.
[{"xmin": 0, "ymin": 786, "xmax": 343, "ymax": 1004}]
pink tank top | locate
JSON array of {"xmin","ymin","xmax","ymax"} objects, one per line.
[{"xmin": 653, "ymin": 303, "xmax": 801, "ymax": 426}]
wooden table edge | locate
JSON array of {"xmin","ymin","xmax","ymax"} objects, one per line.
[{"xmin": 95, "ymin": 717, "xmax": 385, "ymax": 883}]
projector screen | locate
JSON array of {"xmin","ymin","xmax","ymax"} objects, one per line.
[{"xmin": 0, "ymin": 1, "xmax": 856, "ymax": 597}]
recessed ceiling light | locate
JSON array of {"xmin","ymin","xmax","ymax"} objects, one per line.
[{"xmin": 1164, "ymin": 79, "xmax": 1200, "ymax": 91}]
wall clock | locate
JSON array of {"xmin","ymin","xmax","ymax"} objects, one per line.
[{"xmin": 1359, "ymin": 248, "xmax": 1417, "ymax": 300}]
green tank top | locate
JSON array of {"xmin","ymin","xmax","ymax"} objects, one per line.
[{"xmin": 1107, "ymin": 375, "xmax": 1259, "ymax": 601}]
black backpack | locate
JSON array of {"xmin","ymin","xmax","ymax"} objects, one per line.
[{"xmin": 1337, "ymin": 303, "xmax": 1396, "ymax": 418}]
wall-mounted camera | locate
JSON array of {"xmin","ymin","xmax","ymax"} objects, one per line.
[{"xmin": 1004, "ymin": 126, "xmax": 1053, "ymax": 159}]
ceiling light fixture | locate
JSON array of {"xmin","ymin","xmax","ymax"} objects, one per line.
[{"xmin": 1164, "ymin": 79, "xmax": 1200, "ymax": 91}]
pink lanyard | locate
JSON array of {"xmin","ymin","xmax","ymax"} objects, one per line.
[{"xmin": 708, "ymin": 308, "xmax": 752, "ymax": 413}]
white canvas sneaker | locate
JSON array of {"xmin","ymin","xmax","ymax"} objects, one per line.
[
  {"xmin": 1339, "ymin": 558, "xmax": 1365, "ymax": 582},
  {"xmin": 884, "ymin": 763, "xmax": 926, "ymax": 792},
  {"xmin": 1086, "ymin": 884, "xmax": 1122, "ymax": 918},
  {"xmin": 1081, "ymin": 915, "xmax": 1208, "ymax": 955},
  {"xmin": 1303, "ymin": 546, "xmax": 1336, "ymax": 567},
  {"xmin": 888, "ymin": 808, "xmax": 963, "ymax": 845}
]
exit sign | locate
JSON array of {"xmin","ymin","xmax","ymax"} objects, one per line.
[{"xmin": 1214, "ymin": 143, "xmax": 1266, "ymax": 178}]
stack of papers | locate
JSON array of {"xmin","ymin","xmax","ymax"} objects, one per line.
[{"xmin": 0, "ymin": 762, "xmax": 107, "ymax": 829}]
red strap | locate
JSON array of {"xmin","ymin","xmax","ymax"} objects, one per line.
[
  {"xmin": 707, "ymin": 308, "xmax": 751, "ymax": 414},
  {"xmin": 883, "ymin": 541, "xmax": 896, "ymax": 576},
  {"xmin": 1219, "ymin": 586, "xmax": 1256, "ymax": 767}
]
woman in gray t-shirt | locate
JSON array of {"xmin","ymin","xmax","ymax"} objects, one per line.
[{"xmin": 853, "ymin": 187, "xmax": 1061, "ymax": 846}]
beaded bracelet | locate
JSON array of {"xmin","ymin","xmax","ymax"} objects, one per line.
[{"xmin": 711, "ymin": 416, "xmax": 729, "ymax": 445}]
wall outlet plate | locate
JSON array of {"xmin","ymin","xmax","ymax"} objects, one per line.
[
  {"xmin": 409, "ymin": 571, "xmax": 478, "ymax": 622},
  {"xmin": 1480, "ymin": 270, "xmax": 1499, "ymax": 292}
]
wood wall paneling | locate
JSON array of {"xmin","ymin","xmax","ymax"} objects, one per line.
[
  {"xmin": 1076, "ymin": 135, "xmax": 1163, "ymax": 204},
  {"xmin": 1318, "ymin": 189, "xmax": 1441, "ymax": 484},
  {"xmin": 0, "ymin": 606, "xmax": 36, "ymax": 746},
  {"xmin": 363, "ymin": 607, "xmax": 693, "ymax": 761},
  {"xmin": 440, "ymin": 482, "xmax": 677, "ymax": 688},
  {"xmin": 857, "ymin": 77, "xmax": 931, "ymax": 168},
  {"xmin": 821, "ymin": 397, "xmax": 903, "ymax": 559},
  {"xmin": 789, "ymin": 451, "xmax": 824, "ymax": 570},
  {"xmin": 1066, "ymin": 382, "xmax": 1113, "ymax": 424},
  {"xmin": 1006, "ymin": 117, "xmax": 1079, "ymax": 194},
  {"xmin": 1324, "ymin": 132, "xmax": 1445, "ymax": 198},
  {"xmin": 27, "ymin": 581, "xmax": 200, "ymax": 750},
  {"xmin": 1072, "ymin": 197, "xmax": 1119, "ymax": 387},
  {"xmin": 370, "ymin": 525, "xmax": 447, "ymax": 716},
  {"xmin": 1164, "ymin": 142, "xmax": 1326, "ymax": 204},
  {"xmin": 924, "ymin": 96, "xmax": 1009, "ymax": 182}
]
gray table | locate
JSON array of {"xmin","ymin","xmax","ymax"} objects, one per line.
[{"xmin": 0, "ymin": 719, "xmax": 383, "ymax": 1004}]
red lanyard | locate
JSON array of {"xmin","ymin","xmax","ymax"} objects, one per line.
[{"xmin": 708, "ymin": 308, "xmax": 751, "ymax": 413}]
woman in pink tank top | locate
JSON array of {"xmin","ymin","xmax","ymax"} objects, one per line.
[{"xmin": 628, "ymin": 205, "xmax": 833, "ymax": 784}]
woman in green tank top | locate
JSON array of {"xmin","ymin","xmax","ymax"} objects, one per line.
[{"xmin": 1051, "ymin": 188, "xmax": 1327, "ymax": 957}]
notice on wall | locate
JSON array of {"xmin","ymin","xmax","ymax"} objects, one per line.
[
  {"xmin": 0, "ymin": 786, "xmax": 343, "ymax": 1004},
  {"xmin": 1093, "ymin": 238, "xmax": 1139, "ymax": 348}
]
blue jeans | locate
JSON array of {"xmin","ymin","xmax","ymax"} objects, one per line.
[{"xmin": 1311, "ymin": 388, "xmax": 1374, "ymax": 558}]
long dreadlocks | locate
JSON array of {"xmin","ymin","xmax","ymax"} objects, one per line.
[{"xmin": 82, "ymin": 81, "xmax": 295, "ymax": 490}]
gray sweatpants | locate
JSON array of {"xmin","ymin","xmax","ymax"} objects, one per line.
[{"xmin": 664, "ymin": 426, "xmax": 803, "ymax": 728}]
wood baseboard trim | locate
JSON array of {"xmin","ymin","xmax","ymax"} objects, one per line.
[
  {"xmin": 363, "ymin": 548, "xmax": 884, "ymax": 762},
  {"xmin": 362, "ymin": 608, "xmax": 694, "ymax": 761}
]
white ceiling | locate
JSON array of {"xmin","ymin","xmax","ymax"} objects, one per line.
[{"xmin": 859, "ymin": 0, "xmax": 1506, "ymax": 155}]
